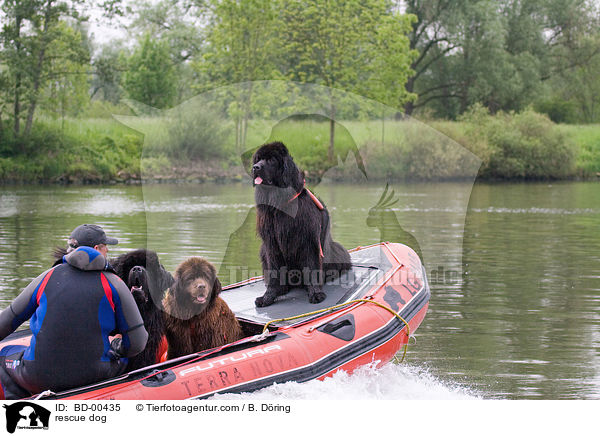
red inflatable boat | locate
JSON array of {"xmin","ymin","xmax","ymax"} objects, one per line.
[{"xmin": 1, "ymin": 242, "xmax": 430, "ymax": 400}]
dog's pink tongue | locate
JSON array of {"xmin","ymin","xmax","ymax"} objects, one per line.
[{"xmin": 254, "ymin": 176, "xmax": 263, "ymax": 185}]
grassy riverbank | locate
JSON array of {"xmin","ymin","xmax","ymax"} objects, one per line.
[{"xmin": 1, "ymin": 110, "xmax": 599, "ymax": 184}]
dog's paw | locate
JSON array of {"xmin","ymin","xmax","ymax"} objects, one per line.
[
  {"xmin": 308, "ymin": 291, "xmax": 326, "ymax": 304},
  {"xmin": 255, "ymin": 295, "xmax": 274, "ymax": 307}
]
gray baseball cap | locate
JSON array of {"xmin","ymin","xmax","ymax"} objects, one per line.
[{"xmin": 69, "ymin": 224, "xmax": 118, "ymax": 248}]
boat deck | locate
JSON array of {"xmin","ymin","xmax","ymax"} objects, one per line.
[{"xmin": 221, "ymin": 245, "xmax": 392, "ymax": 327}]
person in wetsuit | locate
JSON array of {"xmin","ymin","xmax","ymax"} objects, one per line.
[{"xmin": 0, "ymin": 224, "xmax": 148, "ymax": 399}]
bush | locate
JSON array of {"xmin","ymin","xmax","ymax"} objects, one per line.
[
  {"xmin": 402, "ymin": 121, "xmax": 481, "ymax": 180},
  {"xmin": 340, "ymin": 120, "xmax": 481, "ymax": 181},
  {"xmin": 0, "ymin": 120, "xmax": 144, "ymax": 183},
  {"xmin": 164, "ymin": 108, "xmax": 229, "ymax": 161},
  {"xmin": 460, "ymin": 106, "xmax": 577, "ymax": 179},
  {"xmin": 534, "ymin": 98, "xmax": 579, "ymax": 124},
  {"xmin": 0, "ymin": 156, "xmax": 46, "ymax": 182},
  {"xmin": 356, "ymin": 140, "xmax": 408, "ymax": 180},
  {"xmin": 141, "ymin": 155, "xmax": 171, "ymax": 175}
]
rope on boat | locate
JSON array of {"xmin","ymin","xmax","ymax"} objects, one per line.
[
  {"xmin": 32, "ymin": 390, "xmax": 55, "ymax": 400},
  {"xmin": 258, "ymin": 298, "xmax": 412, "ymax": 363}
]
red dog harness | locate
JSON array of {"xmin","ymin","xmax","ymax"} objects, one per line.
[
  {"xmin": 288, "ymin": 181, "xmax": 325, "ymax": 257},
  {"xmin": 288, "ymin": 181, "xmax": 324, "ymax": 210}
]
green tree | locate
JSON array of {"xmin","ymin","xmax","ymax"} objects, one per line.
[
  {"xmin": 1, "ymin": 0, "xmax": 28, "ymax": 137},
  {"xmin": 40, "ymin": 21, "xmax": 91, "ymax": 120},
  {"xmin": 408, "ymin": 0, "xmax": 535, "ymax": 117},
  {"xmin": 129, "ymin": 0, "xmax": 207, "ymax": 102},
  {"xmin": 0, "ymin": 64, "xmax": 10, "ymax": 138},
  {"xmin": 198, "ymin": 0, "xmax": 280, "ymax": 152},
  {"xmin": 540, "ymin": 35, "xmax": 600, "ymax": 123},
  {"xmin": 567, "ymin": 53, "xmax": 600, "ymax": 123},
  {"xmin": 278, "ymin": 0, "xmax": 416, "ymax": 160},
  {"xmin": 1, "ymin": 0, "xmax": 87, "ymax": 140},
  {"xmin": 402, "ymin": 0, "xmax": 600, "ymax": 119},
  {"xmin": 90, "ymin": 44, "xmax": 126, "ymax": 105},
  {"xmin": 402, "ymin": 0, "xmax": 463, "ymax": 115},
  {"xmin": 0, "ymin": 0, "xmax": 93, "ymax": 148},
  {"xmin": 358, "ymin": 10, "xmax": 418, "ymax": 110},
  {"xmin": 123, "ymin": 34, "xmax": 177, "ymax": 109}
]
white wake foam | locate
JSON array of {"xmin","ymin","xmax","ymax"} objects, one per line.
[{"xmin": 210, "ymin": 362, "xmax": 480, "ymax": 400}]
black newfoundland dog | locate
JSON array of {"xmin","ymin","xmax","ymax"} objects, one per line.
[
  {"xmin": 111, "ymin": 249, "xmax": 174, "ymax": 371},
  {"xmin": 251, "ymin": 142, "xmax": 351, "ymax": 307}
]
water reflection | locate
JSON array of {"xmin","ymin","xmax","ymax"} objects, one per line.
[{"xmin": 413, "ymin": 182, "xmax": 600, "ymax": 399}]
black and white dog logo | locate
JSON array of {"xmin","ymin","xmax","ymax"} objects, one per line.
[{"xmin": 3, "ymin": 402, "xmax": 50, "ymax": 433}]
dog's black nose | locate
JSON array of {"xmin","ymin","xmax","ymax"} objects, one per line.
[
  {"xmin": 132, "ymin": 266, "xmax": 143, "ymax": 273},
  {"xmin": 253, "ymin": 159, "xmax": 267, "ymax": 173}
]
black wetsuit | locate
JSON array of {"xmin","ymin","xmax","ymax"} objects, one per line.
[{"xmin": 0, "ymin": 246, "xmax": 148, "ymax": 398}]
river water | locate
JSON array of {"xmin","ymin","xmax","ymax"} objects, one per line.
[{"xmin": 0, "ymin": 181, "xmax": 598, "ymax": 400}]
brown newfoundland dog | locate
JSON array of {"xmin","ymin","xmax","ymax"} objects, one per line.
[
  {"xmin": 162, "ymin": 257, "xmax": 244, "ymax": 360},
  {"xmin": 251, "ymin": 141, "xmax": 352, "ymax": 307}
]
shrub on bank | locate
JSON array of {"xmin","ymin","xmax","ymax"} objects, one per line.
[
  {"xmin": 317, "ymin": 119, "xmax": 482, "ymax": 181},
  {"xmin": 459, "ymin": 106, "xmax": 577, "ymax": 180},
  {"xmin": 0, "ymin": 121, "xmax": 143, "ymax": 183},
  {"xmin": 166, "ymin": 109, "xmax": 229, "ymax": 161},
  {"xmin": 0, "ymin": 156, "xmax": 43, "ymax": 182}
]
